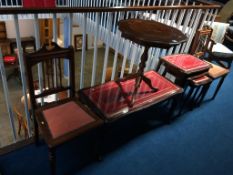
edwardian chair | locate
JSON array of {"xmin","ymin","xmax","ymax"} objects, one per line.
[
  {"xmin": 190, "ymin": 26, "xmax": 232, "ymax": 100},
  {"xmin": 24, "ymin": 42, "xmax": 102, "ymax": 175}
]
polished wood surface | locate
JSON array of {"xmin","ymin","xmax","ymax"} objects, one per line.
[
  {"xmin": 158, "ymin": 54, "xmax": 211, "ymax": 87},
  {"xmin": 118, "ymin": 19, "xmax": 187, "ymax": 105},
  {"xmin": 79, "ymin": 71, "xmax": 182, "ymax": 122},
  {"xmin": 118, "ymin": 19, "xmax": 187, "ymax": 48},
  {"xmin": 0, "ymin": 39, "xmax": 11, "ymax": 56},
  {"xmin": 24, "ymin": 42, "xmax": 102, "ymax": 175}
]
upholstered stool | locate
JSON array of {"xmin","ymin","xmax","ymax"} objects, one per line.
[{"xmin": 157, "ymin": 54, "xmax": 211, "ymax": 87}]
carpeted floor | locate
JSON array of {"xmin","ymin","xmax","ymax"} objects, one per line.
[{"xmin": 0, "ymin": 70, "xmax": 233, "ymax": 175}]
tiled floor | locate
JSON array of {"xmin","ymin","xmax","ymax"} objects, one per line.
[{"xmin": 0, "ymin": 47, "xmax": 126, "ymax": 148}]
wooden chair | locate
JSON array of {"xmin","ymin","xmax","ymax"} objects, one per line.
[
  {"xmin": 24, "ymin": 42, "xmax": 102, "ymax": 175},
  {"xmin": 190, "ymin": 26, "xmax": 231, "ymax": 100}
]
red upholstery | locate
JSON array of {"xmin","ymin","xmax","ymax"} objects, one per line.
[
  {"xmin": 43, "ymin": 101, "xmax": 95, "ymax": 139},
  {"xmin": 81, "ymin": 71, "xmax": 181, "ymax": 119},
  {"xmin": 23, "ymin": 0, "xmax": 55, "ymax": 8},
  {"xmin": 190, "ymin": 75, "xmax": 212, "ymax": 86},
  {"xmin": 3, "ymin": 56, "xmax": 17, "ymax": 64},
  {"xmin": 163, "ymin": 54, "xmax": 210, "ymax": 74}
]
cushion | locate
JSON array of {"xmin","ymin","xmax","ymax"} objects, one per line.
[
  {"xmin": 212, "ymin": 43, "xmax": 233, "ymax": 54},
  {"xmin": 43, "ymin": 101, "xmax": 95, "ymax": 139},
  {"xmin": 207, "ymin": 62, "xmax": 229, "ymax": 79},
  {"xmin": 162, "ymin": 54, "xmax": 210, "ymax": 74}
]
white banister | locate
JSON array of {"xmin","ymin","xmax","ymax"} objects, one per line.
[
  {"xmin": 80, "ymin": 13, "xmax": 87, "ymax": 89},
  {"xmin": 0, "ymin": 50, "xmax": 17, "ymax": 142},
  {"xmin": 13, "ymin": 14, "xmax": 32, "ymax": 137},
  {"xmin": 101, "ymin": 12, "xmax": 113, "ymax": 83},
  {"xmin": 91, "ymin": 13, "xmax": 100, "ymax": 86},
  {"xmin": 34, "ymin": 14, "xmax": 44, "ymax": 106}
]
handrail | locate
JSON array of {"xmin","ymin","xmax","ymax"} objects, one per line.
[{"xmin": 0, "ymin": 5, "xmax": 221, "ymax": 15}]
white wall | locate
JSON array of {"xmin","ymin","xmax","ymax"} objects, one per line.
[{"xmin": 5, "ymin": 19, "xmax": 35, "ymax": 38}]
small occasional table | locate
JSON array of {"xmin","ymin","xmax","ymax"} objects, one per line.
[
  {"xmin": 118, "ymin": 19, "xmax": 187, "ymax": 106},
  {"xmin": 158, "ymin": 54, "xmax": 211, "ymax": 87}
]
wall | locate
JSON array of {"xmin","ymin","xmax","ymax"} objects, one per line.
[{"xmin": 5, "ymin": 19, "xmax": 35, "ymax": 38}]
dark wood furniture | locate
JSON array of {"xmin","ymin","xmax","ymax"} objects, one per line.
[
  {"xmin": 157, "ymin": 54, "xmax": 211, "ymax": 88},
  {"xmin": 39, "ymin": 19, "xmax": 60, "ymax": 45},
  {"xmin": 0, "ymin": 39, "xmax": 11, "ymax": 56},
  {"xmin": 13, "ymin": 106, "xmax": 29, "ymax": 139},
  {"xmin": 0, "ymin": 21, "xmax": 10, "ymax": 56},
  {"xmin": 0, "ymin": 21, "xmax": 7, "ymax": 39},
  {"xmin": 79, "ymin": 70, "xmax": 183, "ymax": 122},
  {"xmin": 157, "ymin": 54, "xmax": 212, "ymax": 113},
  {"xmin": 190, "ymin": 26, "xmax": 231, "ymax": 100},
  {"xmin": 79, "ymin": 19, "xmax": 187, "ymax": 124},
  {"xmin": 9, "ymin": 36, "xmax": 36, "ymax": 53},
  {"xmin": 24, "ymin": 42, "xmax": 102, "ymax": 175},
  {"xmin": 118, "ymin": 19, "xmax": 187, "ymax": 106}
]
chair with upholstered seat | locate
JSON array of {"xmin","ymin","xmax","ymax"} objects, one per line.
[
  {"xmin": 190, "ymin": 26, "xmax": 232, "ymax": 100},
  {"xmin": 24, "ymin": 42, "xmax": 102, "ymax": 175},
  {"xmin": 178, "ymin": 26, "xmax": 231, "ymax": 112}
]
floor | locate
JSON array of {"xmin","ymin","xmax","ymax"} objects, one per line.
[
  {"xmin": 1, "ymin": 70, "xmax": 233, "ymax": 175},
  {"xmin": 0, "ymin": 47, "xmax": 125, "ymax": 148}
]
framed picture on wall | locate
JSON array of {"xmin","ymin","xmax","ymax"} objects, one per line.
[{"xmin": 74, "ymin": 34, "xmax": 87, "ymax": 51}]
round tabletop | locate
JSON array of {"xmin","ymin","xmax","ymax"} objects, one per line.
[{"xmin": 118, "ymin": 19, "xmax": 187, "ymax": 49}]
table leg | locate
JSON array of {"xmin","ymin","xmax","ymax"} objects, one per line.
[{"xmin": 130, "ymin": 46, "xmax": 158, "ymax": 106}]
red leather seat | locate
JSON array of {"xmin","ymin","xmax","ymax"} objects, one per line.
[{"xmin": 3, "ymin": 55, "xmax": 17, "ymax": 64}]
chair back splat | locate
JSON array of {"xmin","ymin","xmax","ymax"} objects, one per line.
[
  {"xmin": 24, "ymin": 42, "xmax": 75, "ymax": 110},
  {"xmin": 190, "ymin": 26, "xmax": 213, "ymax": 58}
]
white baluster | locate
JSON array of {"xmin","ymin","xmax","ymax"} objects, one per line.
[
  {"xmin": 120, "ymin": 41, "xmax": 131, "ymax": 78},
  {"xmin": 91, "ymin": 13, "xmax": 100, "ymax": 86},
  {"xmin": 80, "ymin": 13, "xmax": 87, "ymax": 89},
  {"xmin": 13, "ymin": 14, "xmax": 32, "ymax": 137},
  {"xmin": 101, "ymin": 12, "xmax": 113, "ymax": 83},
  {"xmin": 0, "ymin": 50, "xmax": 17, "ymax": 142},
  {"xmin": 111, "ymin": 30, "xmax": 121, "ymax": 80}
]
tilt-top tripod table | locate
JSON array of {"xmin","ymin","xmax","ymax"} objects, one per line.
[{"xmin": 118, "ymin": 19, "xmax": 187, "ymax": 106}]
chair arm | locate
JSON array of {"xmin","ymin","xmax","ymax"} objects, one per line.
[{"xmin": 224, "ymin": 34, "xmax": 233, "ymax": 43}]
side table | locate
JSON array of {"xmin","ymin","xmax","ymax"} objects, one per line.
[{"xmin": 118, "ymin": 19, "xmax": 187, "ymax": 106}]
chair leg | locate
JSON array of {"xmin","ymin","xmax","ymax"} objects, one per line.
[
  {"xmin": 49, "ymin": 147, "xmax": 56, "ymax": 175},
  {"xmin": 212, "ymin": 76, "xmax": 226, "ymax": 100},
  {"xmin": 93, "ymin": 128, "xmax": 103, "ymax": 161},
  {"xmin": 196, "ymin": 83, "xmax": 211, "ymax": 106},
  {"xmin": 18, "ymin": 117, "xmax": 22, "ymax": 136},
  {"xmin": 166, "ymin": 93, "xmax": 182, "ymax": 123},
  {"xmin": 189, "ymin": 86, "xmax": 201, "ymax": 110},
  {"xmin": 34, "ymin": 118, "xmax": 39, "ymax": 145},
  {"xmin": 155, "ymin": 60, "xmax": 162, "ymax": 72},
  {"xmin": 178, "ymin": 86, "xmax": 194, "ymax": 115}
]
